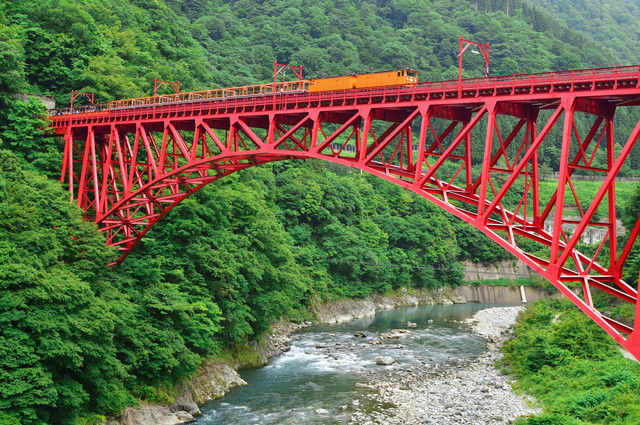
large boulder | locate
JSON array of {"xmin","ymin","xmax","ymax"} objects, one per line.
[
  {"xmin": 119, "ymin": 405, "xmax": 194, "ymax": 425},
  {"xmin": 181, "ymin": 361, "xmax": 247, "ymax": 405}
]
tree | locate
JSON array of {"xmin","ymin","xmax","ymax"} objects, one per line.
[{"xmin": 0, "ymin": 19, "xmax": 25, "ymax": 94}]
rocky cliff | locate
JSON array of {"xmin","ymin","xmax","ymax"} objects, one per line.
[{"xmin": 461, "ymin": 259, "xmax": 534, "ymax": 282}]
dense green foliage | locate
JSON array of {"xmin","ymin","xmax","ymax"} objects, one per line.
[
  {"xmin": 0, "ymin": 149, "xmax": 227, "ymax": 424},
  {"xmin": 527, "ymin": 0, "xmax": 640, "ymax": 66},
  {"xmin": 1, "ymin": 0, "xmax": 640, "ymax": 423},
  {"xmin": 622, "ymin": 184, "xmax": 640, "ymax": 286},
  {"xmin": 502, "ymin": 299, "xmax": 640, "ymax": 425},
  {"xmin": 0, "ymin": 0, "xmax": 214, "ymax": 103},
  {"xmin": 0, "ymin": 147, "xmax": 467, "ymax": 423},
  {"xmin": 3, "ymin": 0, "xmax": 621, "ymax": 100},
  {"xmin": 123, "ymin": 161, "xmax": 466, "ymax": 337}
]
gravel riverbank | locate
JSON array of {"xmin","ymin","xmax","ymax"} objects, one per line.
[{"xmin": 348, "ymin": 306, "xmax": 540, "ymax": 425}]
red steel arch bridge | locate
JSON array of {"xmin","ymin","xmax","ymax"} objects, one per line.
[{"xmin": 51, "ymin": 66, "xmax": 640, "ymax": 359}]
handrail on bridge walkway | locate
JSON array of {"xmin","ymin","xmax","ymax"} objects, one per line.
[{"xmin": 50, "ymin": 64, "xmax": 640, "ymax": 124}]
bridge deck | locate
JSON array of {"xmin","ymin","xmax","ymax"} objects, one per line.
[{"xmin": 51, "ymin": 65, "xmax": 640, "ymax": 129}]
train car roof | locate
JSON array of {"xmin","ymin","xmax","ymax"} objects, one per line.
[{"xmin": 309, "ymin": 69, "xmax": 418, "ymax": 80}]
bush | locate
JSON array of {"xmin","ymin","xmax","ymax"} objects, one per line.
[
  {"xmin": 502, "ymin": 299, "xmax": 640, "ymax": 425},
  {"xmin": 515, "ymin": 414, "xmax": 585, "ymax": 425}
]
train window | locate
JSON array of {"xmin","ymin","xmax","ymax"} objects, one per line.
[
  {"xmin": 397, "ymin": 71, "xmax": 401, "ymax": 76},
  {"xmin": 407, "ymin": 71, "xmax": 418, "ymax": 78}
]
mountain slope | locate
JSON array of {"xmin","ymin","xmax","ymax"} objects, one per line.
[{"xmin": 527, "ymin": 0, "xmax": 640, "ymax": 65}]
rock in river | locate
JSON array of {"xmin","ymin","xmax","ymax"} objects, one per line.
[{"xmin": 376, "ymin": 356, "xmax": 396, "ymax": 365}]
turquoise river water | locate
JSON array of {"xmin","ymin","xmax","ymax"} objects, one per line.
[{"xmin": 197, "ymin": 303, "xmax": 508, "ymax": 424}]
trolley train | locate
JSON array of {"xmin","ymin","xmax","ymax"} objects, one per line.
[{"xmin": 57, "ymin": 69, "xmax": 418, "ymax": 115}]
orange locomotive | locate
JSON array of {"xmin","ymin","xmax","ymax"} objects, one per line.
[
  {"xmin": 308, "ymin": 69, "xmax": 418, "ymax": 92},
  {"xmin": 109, "ymin": 69, "xmax": 418, "ymax": 110}
]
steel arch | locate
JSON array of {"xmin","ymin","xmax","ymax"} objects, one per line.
[{"xmin": 52, "ymin": 66, "xmax": 640, "ymax": 359}]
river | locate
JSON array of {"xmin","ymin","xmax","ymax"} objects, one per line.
[{"xmin": 196, "ymin": 303, "xmax": 515, "ymax": 424}]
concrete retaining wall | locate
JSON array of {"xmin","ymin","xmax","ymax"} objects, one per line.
[{"xmin": 455, "ymin": 284, "xmax": 559, "ymax": 304}]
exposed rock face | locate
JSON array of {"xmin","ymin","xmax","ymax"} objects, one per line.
[
  {"xmin": 109, "ymin": 362, "xmax": 245, "ymax": 425},
  {"xmin": 117, "ymin": 405, "xmax": 195, "ymax": 425},
  {"xmin": 167, "ymin": 393, "xmax": 200, "ymax": 417},
  {"xmin": 544, "ymin": 217, "xmax": 626, "ymax": 245},
  {"xmin": 12, "ymin": 93, "xmax": 56, "ymax": 110},
  {"xmin": 181, "ymin": 362, "xmax": 247, "ymax": 405},
  {"xmin": 461, "ymin": 259, "xmax": 533, "ymax": 281},
  {"xmin": 250, "ymin": 320, "xmax": 311, "ymax": 366},
  {"xmin": 455, "ymin": 284, "xmax": 558, "ymax": 304},
  {"xmin": 315, "ymin": 287, "xmax": 466, "ymax": 325},
  {"xmin": 315, "ymin": 298, "xmax": 377, "ymax": 324}
]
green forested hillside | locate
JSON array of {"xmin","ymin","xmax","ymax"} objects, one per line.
[
  {"xmin": 0, "ymin": 0, "xmax": 627, "ymax": 102},
  {"xmin": 0, "ymin": 146, "xmax": 476, "ymax": 424},
  {"xmin": 527, "ymin": 0, "xmax": 640, "ymax": 65},
  {"xmin": 1, "ymin": 0, "xmax": 639, "ymax": 423}
]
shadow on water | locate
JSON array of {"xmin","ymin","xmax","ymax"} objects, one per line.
[{"xmin": 198, "ymin": 303, "xmax": 515, "ymax": 424}]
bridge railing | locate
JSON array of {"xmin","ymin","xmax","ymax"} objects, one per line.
[
  {"xmin": 414, "ymin": 65, "xmax": 639, "ymax": 90},
  {"xmin": 50, "ymin": 65, "xmax": 640, "ymax": 120},
  {"xmin": 107, "ymin": 80, "xmax": 310, "ymax": 110},
  {"xmin": 49, "ymin": 103, "xmax": 109, "ymax": 116}
]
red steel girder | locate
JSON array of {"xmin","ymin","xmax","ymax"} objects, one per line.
[{"xmin": 53, "ymin": 67, "xmax": 640, "ymax": 360}]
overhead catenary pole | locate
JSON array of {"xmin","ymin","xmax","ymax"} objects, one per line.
[
  {"xmin": 70, "ymin": 90, "xmax": 95, "ymax": 114},
  {"xmin": 273, "ymin": 62, "xmax": 304, "ymax": 107},
  {"xmin": 153, "ymin": 78, "xmax": 181, "ymax": 97},
  {"xmin": 458, "ymin": 36, "xmax": 491, "ymax": 96},
  {"xmin": 273, "ymin": 61, "xmax": 304, "ymax": 86}
]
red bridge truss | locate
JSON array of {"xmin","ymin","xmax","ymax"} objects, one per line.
[{"xmin": 51, "ymin": 66, "xmax": 640, "ymax": 359}]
